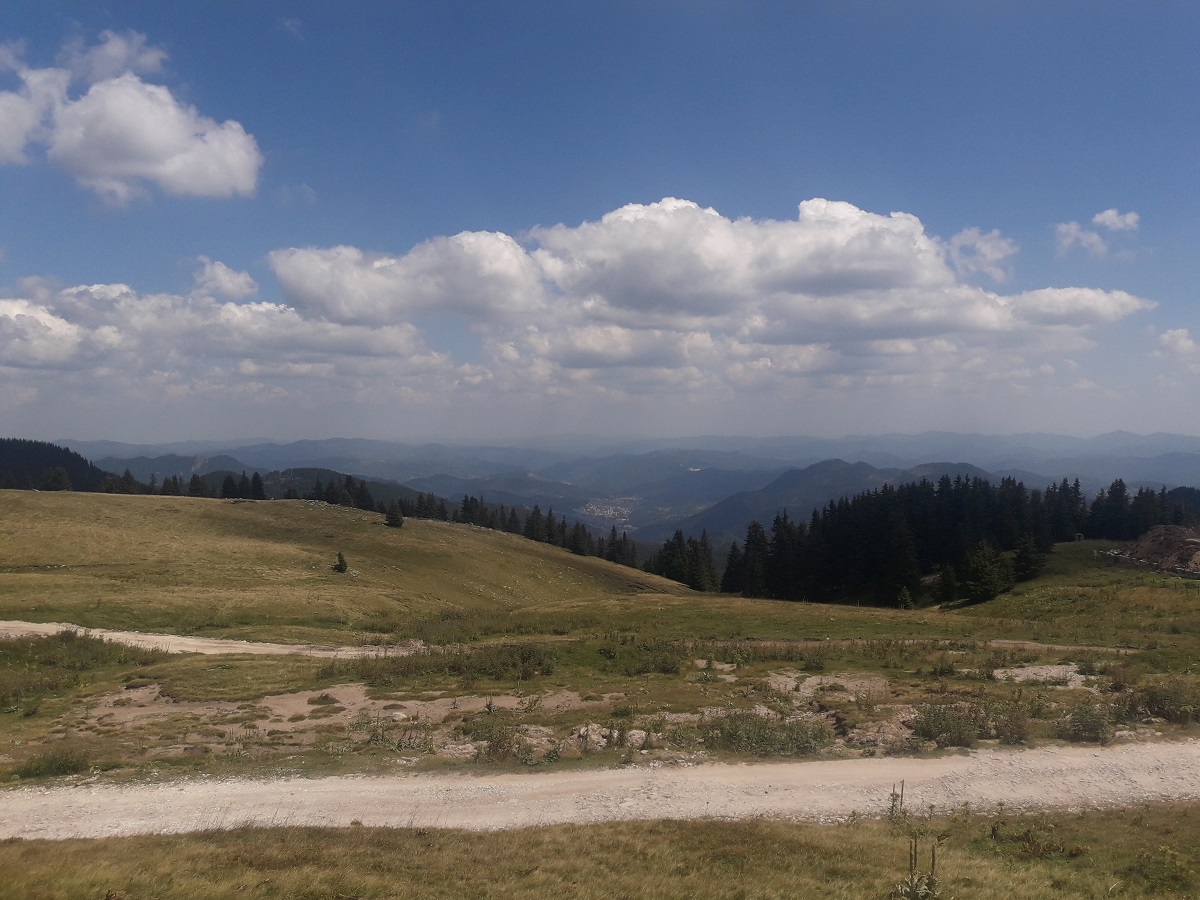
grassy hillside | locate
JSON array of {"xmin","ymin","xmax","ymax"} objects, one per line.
[
  {"xmin": 4, "ymin": 490, "xmax": 1199, "ymax": 898},
  {"xmin": 0, "ymin": 491, "xmax": 688, "ymax": 643},
  {"xmin": 2, "ymin": 490, "xmax": 1197, "ymax": 785}
]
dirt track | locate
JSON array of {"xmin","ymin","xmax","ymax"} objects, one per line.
[
  {"xmin": 0, "ymin": 620, "xmax": 417, "ymax": 658},
  {"xmin": 5, "ymin": 741, "xmax": 1199, "ymax": 840}
]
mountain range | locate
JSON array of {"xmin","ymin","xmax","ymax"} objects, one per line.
[{"xmin": 52, "ymin": 431, "xmax": 1200, "ymax": 547}]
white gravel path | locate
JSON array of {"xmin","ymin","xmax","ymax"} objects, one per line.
[
  {"xmin": 5, "ymin": 741, "xmax": 1198, "ymax": 840},
  {"xmin": 0, "ymin": 620, "xmax": 416, "ymax": 658}
]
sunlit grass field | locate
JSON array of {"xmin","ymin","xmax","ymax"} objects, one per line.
[{"xmin": 3, "ymin": 490, "xmax": 1200, "ymax": 897}]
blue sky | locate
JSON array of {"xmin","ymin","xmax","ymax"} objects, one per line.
[{"xmin": 2, "ymin": 2, "xmax": 1199, "ymax": 444}]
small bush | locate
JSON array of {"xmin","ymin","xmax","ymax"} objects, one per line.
[
  {"xmin": 1134, "ymin": 677, "xmax": 1200, "ymax": 724},
  {"xmin": 14, "ymin": 749, "xmax": 90, "ymax": 779},
  {"xmin": 988, "ymin": 699, "xmax": 1030, "ymax": 744},
  {"xmin": 1058, "ymin": 701, "xmax": 1114, "ymax": 745},
  {"xmin": 912, "ymin": 702, "xmax": 984, "ymax": 747},
  {"xmin": 699, "ymin": 712, "xmax": 830, "ymax": 756}
]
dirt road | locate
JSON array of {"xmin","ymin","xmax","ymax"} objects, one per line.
[
  {"xmin": 5, "ymin": 741, "xmax": 1199, "ymax": 840},
  {"xmin": 0, "ymin": 620, "xmax": 417, "ymax": 658}
]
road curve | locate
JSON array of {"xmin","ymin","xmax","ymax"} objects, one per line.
[
  {"xmin": 5, "ymin": 741, "xmax": 1199, "ymax": 840},
  {"xmin": 0, "ymin": 620, "xmax": 417, "ymax": 658}
]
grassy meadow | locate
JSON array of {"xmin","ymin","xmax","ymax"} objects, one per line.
[
  {"xmin": 2, "ymin": 804, "xmax": 1198, "ymax": 898},
  {"xmin": 3, "ymin": 489, "xmax": 1200, "ymax": 897}
]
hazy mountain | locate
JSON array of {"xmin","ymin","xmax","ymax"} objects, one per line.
[
  {"xmin": 95, "ymin": 454, "xmax": 254, "ymax": 482},
  {"xmin": 635, "ymin": 459, "xmax": 996, "ymax": 548}
]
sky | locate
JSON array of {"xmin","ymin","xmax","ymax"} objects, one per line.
[{"xmin": 2, "ymin": 1, "xmax": 1199, "ymax": 445}]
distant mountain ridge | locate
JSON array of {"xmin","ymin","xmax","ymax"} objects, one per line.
[
  {"xmin": 49, "ymin": 431, "xmax": 1200, "ymax": 550},
  {"xmin": 635, "ymin": 459, "xmax": 996, "ymax": 548}
]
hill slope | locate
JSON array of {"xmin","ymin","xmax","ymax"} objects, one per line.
[{"xmin": 0, "ymin": 491, "xmax": 688, "ymax": 642}]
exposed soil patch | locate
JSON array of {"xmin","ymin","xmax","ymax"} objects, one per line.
[{"xmin": 1104, "ymin": 524, "xmax": 1200, "ymax": 575}]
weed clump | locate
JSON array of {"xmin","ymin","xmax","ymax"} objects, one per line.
[
  {"xmin": 911, "ymin": 702, "xmax": 985, "ymax": 747},
  {"xmin": 0, "ymin": 631, "xmax": 164, "ymax": 712},
  {"xmin": 698, "ymin": 712, "xmax": 831, "ymax": 756},
  {"xmin": 13, "ymin": 748, "xmax": 90, "ymax": 779},
  {"xmin": 322, "ymin": 642, "xmax": 557, "ymax": 688},
  {"xmin": 1058, "ymin": 701, "xmax": 1115, "ymax": 744}
]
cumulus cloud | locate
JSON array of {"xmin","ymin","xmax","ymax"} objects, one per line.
[
  {"xmin": 58, "ymin": 29, "xmax": 166, "ymax": 84},
  {"xmin": 193, "ymin": 257, "xmax": 258, "ymax": 299},
  {"xmin": 947, "ymin": 227, "xmax": 1018, "ymax": 282},
  {"xmin": 1056, "ymin": 209, "xmax": 1141, "ymax": 258},
  {"xmin": 3, "ymin": 197, "xmax": 1162, "ymax": 436},
  {"xmin": 0, "ymin": 31, "xmax": 261, "ymax": 202},
  {"xmin": 1159, "ymin": 328, "xmax": 1198, "ymax": 357},
  {"xmin": 266, "ymin": 197, "xmax": 1155, "ymax": 400},
  {"xmin": 1093, "ymin": 208, "xmax": 1139, "ymax": 231},
  {"xmin": 269, "ymin": 231, "xmax": 546, "ymax": 324},
  {"xmin": 1056, "ymin": 221, "xmax": 1108, "ymax": 257}
]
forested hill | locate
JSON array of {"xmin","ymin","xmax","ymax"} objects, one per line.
[
  {"xmin": 639, "ymin": 458, "xmax": 994, "ymax": 547},
  {"xmin": 646, "ymin": 473, "xmax": 1198, "ymax": 607},
  {"xmin": 0, "ymin": 439, "xmax": 110, "ymax": 491}
]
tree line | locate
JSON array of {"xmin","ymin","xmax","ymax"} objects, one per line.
[
  {"xmin": 418, "ymin": 493, "xmax": 642, "ymax": 568},
  {"xmin": 647, "ymin": 474, "xmax": 1200, "ymax": 606}
]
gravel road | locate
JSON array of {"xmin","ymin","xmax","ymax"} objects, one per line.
[
  {"xmin": 5, "ymin": 741, "xmax": 1199, "ymax": 840},
  {"xmin": 0, "ymin": 620, "xmax": 413, "ymax": 658}
]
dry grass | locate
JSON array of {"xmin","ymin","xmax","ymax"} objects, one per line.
[
  {"xmin": 2, "ymin": 803, "xmax": 1197, "ymax": 898},
  {"xmin": 0, "ymin": 491, "xmax": 689, "ymax": 643}
]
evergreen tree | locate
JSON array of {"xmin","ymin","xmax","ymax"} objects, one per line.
[
  {"xmin": 189, "ymin": 473, "xmax": 207, "ymax": 497},
  {"xmin": 251, "ymin": 472, "xmax": 266, "ymax": 500},
  {"xmin": 721, "ymin": 541, "xmax": 745, "ymax": 594},
  {"xmin": 385, "ymin": 502, "xmax": 404, "ymax": 528},
  {"xmin": 742, "ymin": 521, "xmax": 770, "ymax": 598},
  {"xmin": 220, "ymin": 474, "xmax": 238, "ymax": 499},
  {"xmin": 40, "ymin": 467, "xmax": 72, "ymax": 491}
]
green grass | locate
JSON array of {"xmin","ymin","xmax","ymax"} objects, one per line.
[
  {"xmin": 0, "ymin": 491, "xmax": 689, "ymax": 643},
  {"xmin": 2, "ymin": 803, "xmax": 1197, "ymax": 898},
  {"xmin": 4, "ymin": 491, "xmax": 1199, "ymax": 783}
]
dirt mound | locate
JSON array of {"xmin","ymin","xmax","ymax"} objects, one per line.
[{"xmin": 1122, "ymin": 525, "xmax": 1200, "ymax": 572}]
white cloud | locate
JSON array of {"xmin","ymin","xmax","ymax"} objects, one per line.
[
  {"xmin": 193, "ymin": 257, "xmax": 258, "ymax": 299},
  {"xmin": 1055, "ymin": 221, "xmax": 1108, "ymax": 257},
  {"xmin": 947, "ymin": 227, "xmax": 1018, "ymax": 282},
  {"xmin": 4, "ymin": 197, "xmax": 1163, "ymax": 437},
  {"xmin": 1003, "ymin": 287, "xmax": 1153, "ymax": 325},
  {"xmin": 0, "ymin": 298, "xmax": 84, "ymax": 367},
  {"xmin": 269, "ymin": 232, "xmax": 546, "ymax": 324},
  {"xmin": 58, "ymin": 30, "xmax": 166, "ymax": 84},
  {"xmin": 0, "ymin": 63, "xmax": 68, "ymax": 164},
  {"xmin": 0, "ymin": 32, "xmax": 261, "ymax": 203},
  {"xmin": 1159, "ymin": 328, "xmax": 1198, "ymax": 357},
  {"xmin": 266, "ymin": 197, "xmax": 1155, "ymax": 402},
  {"xmin": 1092, "ymin": 208, "xmax": 1139, "ymax": 232}
]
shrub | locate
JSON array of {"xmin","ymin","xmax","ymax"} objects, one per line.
[
  {"xmin": 699, "ymin": 712, "xmax": 830, "ymax": 756},
  {"xmin": 1134, "ymin": 677, "xmax": 1200, "ymax": 724},
  {"xmin": 14, "ymin": 749, "xmax": 90, "ymax": 779},
  {"xmin": 1058, "ymin": 701, "xmax": 1114, "ymax": 744},
  {"xmin": 988, "ymin": 699, "xmax": 1030, "ymax": 744},
  {"xmin": 912, "ymin": 702, "xmax": 984, "ymax": 747}
]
